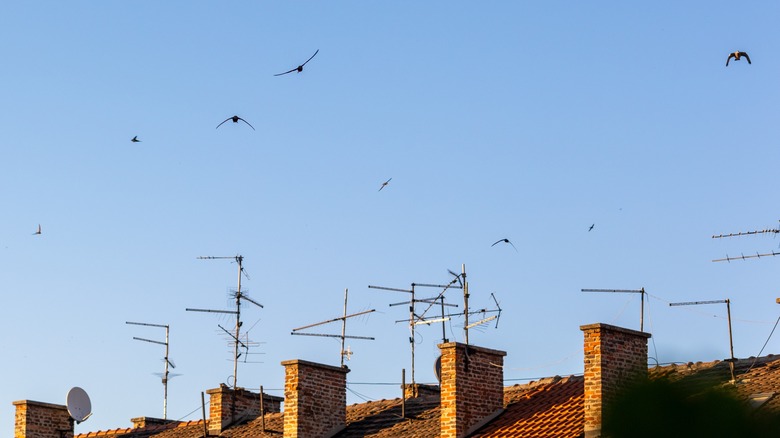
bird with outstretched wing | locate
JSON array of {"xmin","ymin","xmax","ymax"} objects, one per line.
[
  {"xmin": 274, "ymin": 49, "xmax": 319, "ymax": 76},
  {"xmin": 216, "ymin": 115, "xmax": 255, "ymax": 130}
]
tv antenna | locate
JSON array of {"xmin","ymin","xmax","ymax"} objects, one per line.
[
  {"xmin": 291, "ymin": 288, "xmax": 376, "ymax": 367},
  {"xmin": 669, "ymin": 299, "xmax": 736, "ymax": 382},
  {"xmin": 186, "ymin": 255, "xmax": 263, "ymax": 390},
  {"xmin": 126, "ymin": 321, "xmax": 176, "ymax": 419},
  {"xmin": 582, "ymin": 288, "xmax": 646, "ymax": 331},
  {"xmin": 369, "ymin": 268, "xmax": 463, "ymax": 384},
  {"xmin": 712, "ymin": 222, "xmax": 780, "ymax": 262},
  {"xmin": 450, "ymin": 264, "xmax": 502, "ymax": 345}
]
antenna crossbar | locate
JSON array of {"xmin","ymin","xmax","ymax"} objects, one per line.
[
  {"xmin": 369, "ymin": 285, "xmax": 413, "ymax": 293},
  {"xmin": 669, "ymin": 299, "xmax": 728, "ymax": 306},
  {"xmin": 291, "ymin": 309, "xmax": 376, "ymax": 332},
  {"xmin": 291, "ymin": 332, "xmax": 375, "ymax": 340},
  {"xmin": 712, "ymin": 229, "xmax": 779, "ymax": 239},
  {"xmin": 582, "ymin": 288, "xmax": 643, "ymax": 294},
  {"xmin": 582, "ymin": 287, "xmax": 646, "ymax": 331},
  {"xmin": 132, "ymin": 336, "xmax": 166, "ymax": 346},
  {"xmin": 185, "ymin": 308, "xmax": 239, "ymax": 315},
  {"xmin": 127, "ymin": 321, "xmax": 168, "ymax": 329},
  {"xmin": 712, "ymin": 252, "xmax": 780, "ymax": 262}
]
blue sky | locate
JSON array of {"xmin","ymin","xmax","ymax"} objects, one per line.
[{"xmin": 2, "ymin": 1, "xmax": 780, "ymax": 434}]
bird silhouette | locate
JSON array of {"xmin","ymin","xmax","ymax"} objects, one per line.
[
  {"xmin": 589, "ymin": 224, "xmax": 595, "ymax": 232},
  {"xmin": 274, "ymin": 49, "xmax": 319, "ymax": 76},
  {"xmin": 33, "ymin": 224, "xmax": 41, "ymax": 235},
  {"xmin": 131, "ymin": 136, "xmax": 141, "ymax": 143},
  {"xmin": 216, "ymin": 116, "xmax": 255, "ymax": 131},
  {"xmin": 726, "ymin": 51, "xmax": 751, "ymax": 66},
  {"xmin": 379, "ymin": 178, "xmax": 392, "ymax": 191},
  {"xmin": 491, "ymin": 238, "xmax": 517, "ymax": 251}
]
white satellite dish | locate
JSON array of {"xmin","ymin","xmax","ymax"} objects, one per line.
[{"xmin": 66, "ymin": 387, "xmax": 92, "ymax": 423}]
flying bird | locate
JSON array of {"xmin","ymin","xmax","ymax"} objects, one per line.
[
  {"xmin": 491, "ymin": 238, "xmax": 517, "ymax": 251},
  {"xmin": 33, "ymin": 224, "xmax": 41, "ymax": 235},
  {"xmin": 274, "ymin": 49, "xmax": 319, "ymax": 76},
  {"xmin": 216, "ymin": 116, "xmax": 255, "ymax": 131},
  {"xmin": 131, "ymin": 136, "xmax": 141, "ymax": 143},
  {"xmin": 726, "ymin": 51, "xmax": 751, "ymax": 66},
  {"xmin": 589, "ymin": 224, "xmax": 595, "ymax": 232},
  {"xmin": 379, "ymin": 178, "xmax": 392, "ymax": 191}
]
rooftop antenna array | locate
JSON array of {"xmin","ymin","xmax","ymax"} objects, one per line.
[
  {"xmin": 582, "ymin": 288, "xmax": 647, "ymax": 332},
  {"xmin": 712, "ymin": 221, "xmax": 780, "ymax": 262},
  {"xmin": 669, "ymin": 299, "xmax": 736, "ymax": 382},
  {"xmin": 186, "ymin": 255, "xmax": 263, "ymax": 390},
  {"xmin": 368, "ymin": 269, "xmax": 463, "ymax": 384},
  {"xmin": 126, "ymin": 321, "xmax": 176, "ymax": 419},
  {"xmin": 291, "ymin": 288, "xmax": 376, "ymax": 367}
]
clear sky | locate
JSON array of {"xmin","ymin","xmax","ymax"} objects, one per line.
[{"xmin": 2, "ymin": 1, "xmax": 780, "ymax": 434}]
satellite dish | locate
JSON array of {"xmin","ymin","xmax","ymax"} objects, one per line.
[
  {"xmin": 66, "ymin": 387, "xmax": 92, "ymax": 423},
  {"xmin": 434, "ymin": 355, "xmax": 442, "ymax": 383}
]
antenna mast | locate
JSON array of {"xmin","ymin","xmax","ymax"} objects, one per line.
[
  {"xmin": 369, "ymin": 270, "xmax": 463, "ymax": 384},
  {"xmin": 126, "ymin": 321, "xmax": 174, "ymax": 419},
  {"xmin": 669, "ymin": 299, "xmax": 736, "ymax": 382},
  {"xmin": 187, "ymin": 255, "xmax": 263, "ymax": 390},
  {"xmin": 582, "ymin": 288, "xmax": 646, "ymax": 331},
  {"xmin": 291, "ymin": 288, "xmax": 376, "ymax": 366}
]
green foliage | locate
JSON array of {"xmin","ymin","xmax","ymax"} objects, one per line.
[{"xmin": 602, "ymin": 378, "xmax": 780, "ymax": 438}]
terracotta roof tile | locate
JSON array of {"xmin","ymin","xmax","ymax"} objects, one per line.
[{"xmin": 471, "ymin": 375, "xmax": 584, "ymax": 438}]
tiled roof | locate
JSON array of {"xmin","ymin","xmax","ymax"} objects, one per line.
[
  {"xmin": 471, "ymin": 375, "xmax": 584, "ymax": 438},
  {"xmin": 73, "ymin": 355, "xmax": 780, "ymax": 438},
  {"xmin": 336, "ymin": 394, "xmax": 440, "ymax": 438}
]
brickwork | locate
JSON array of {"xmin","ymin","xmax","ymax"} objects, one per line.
[
  {"xmin": 282, "ymin": 359, "xmax": 349, "ymax": 438},
  {"xmin": 438, "ymin": 342, "xmax": 507, "ymax": 438},
  {"xmin": 13, "ymin": 400, "xmax": 73, "ymax": 438},
  {"xmin": 580, "ymin": 323, "xmax": 650, "ymax": 438},
  {"xmin": 205, "ymin": 384, "xmax": 282, "ymax": 435}
]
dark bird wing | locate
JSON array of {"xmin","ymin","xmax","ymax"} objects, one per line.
[
  {"xmin": 508, "ymin": 240, "xmax": 518, "ymax": 251},
  {"xmin": 741, "ymin": 52, "xmax": 751, "ymax": 64},
  {"xmin": 301, "ymin": 49, "xmax": 319, "ymax": 67},
  {"xmin": 237, "ymin": 117, "xmax": 256, "ymax": 130},
  {"xmin": 491, "ymin": 239, "xmax": 503, "ymax": 247},
  {"xmin": 216, "ymin": 117, "xmax": 232, "ymax": 129},
  {"xmin": 726, "ymin": 53, "xmax": 736, "ymax": 66},
  {"xmin": 274, "ymin": 68, "xmax": 298, "ymax": 76}
]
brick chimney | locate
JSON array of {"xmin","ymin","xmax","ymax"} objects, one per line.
[
  {"xmin": 13, "ymin": 400, "xmax": 73, "ymax": 438},
  {"xmin": 206, "ymin": 384, "xmax": 283, "ymax": 435},
  {"xmin": 438, "ymin": 342, "xmax": 507, "ymax": 438},
  {"xmin": 580, "ymin": 323, "xmax": 650, "ymax": 438},
  {"xmin": 281, "ymin": 359, "xmax": 349, "ymax": 438}
]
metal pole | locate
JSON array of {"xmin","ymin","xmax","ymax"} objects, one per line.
[
  {"xmin": 410, "ymin": 284, "xmax": 416, "ymax": 385},
  {"xmin": 463, "ymin": 264, "xmax": 469, "ymax": 345},
  {"xmin": 440, "ymin": 296, "xmax": 448, "ymax": 343},
  {"xmin": 201, "ymin": 392, "xmax": 208, "ymax": 438},
  {"xmin": 233, "ymin": 256, "xmax": 242, "ymax": 390},
  {"xmin": 726, "ymin": 299, "xmax": 736, "ymax": 382},
  {"xmin": 341, "ymin": 288, "xmax": 348, "ymax": 367},
  {"xmin": 260, "ymin": 385, "xmax": 266, "ymax": 432},
  {"xmin": 640, "ymin": 288, "xmax": 645, "ymax": 332},
  {"xmin": 401, "ymin": 369, "xmax": 406, "ymax": 419},
  {"xmin": 163, "ymin": 325, "xmax": 170, "ymax": 419}
]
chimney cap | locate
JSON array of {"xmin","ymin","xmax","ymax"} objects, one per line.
[{"xmin": 580, "ymin": 323, "xmax": 651, "ymax": 338}]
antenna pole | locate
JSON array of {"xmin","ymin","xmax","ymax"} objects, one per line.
[
  {"xmin": 726, "ymin": 299, "xmax": 736, "ymax": 382},
  {"xmin": 233, "ymin": 255, "xmax": 243, "ymax": 390},
  {"xmin": 163, "ymin": 325, "xmax": 170, "ymax": 419},
  {"xmin": 410, "ymin": 283, "xmax": 416, "ymax": 384},
  {"xmin": 640, "ymin": 288, "xmax": 645, "ymax": 332},
  {"xmin": 341, "ymin": 288, "xmax": 348, "ymax": 367},
  {"xmin": 462, "ymin": 264, "xmax": 469, "ymax": 345}
]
